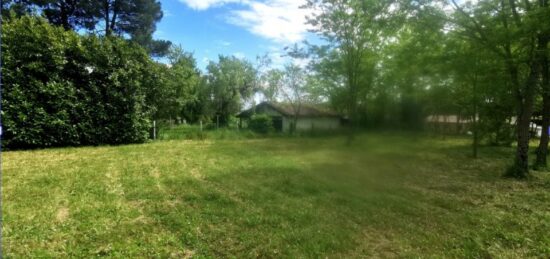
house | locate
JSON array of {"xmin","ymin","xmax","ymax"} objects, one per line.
[
  {"xmin": 425, "ymin": 115, "xmax": 474, "ymax": 134},
  {"xmin": 426, "ymin": 114, "xmax": 544, "ymax": 137},
  {"xmin": 237, "ymin": 102, "xmax": 343, "ymax": 132}
]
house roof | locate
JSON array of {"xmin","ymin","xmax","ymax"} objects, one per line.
[{"xmin": 237, "ymin": 101, "xmax": 341, "ymax": 118}]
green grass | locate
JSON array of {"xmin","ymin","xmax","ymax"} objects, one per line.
[
  {"xmin": 157, "ymin": 124, "xmax": 258, "ymax": 141},
  {"xmin": 3, "ymin": 132, "xmax": 550, "ymax": 258}
]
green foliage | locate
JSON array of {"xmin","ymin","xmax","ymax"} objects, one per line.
[
  {"xmin": 262, "ymin": 69, "xmax": 283, "ymax": 102},
  {"xmin": 80, "ymin": 35, "xmax": 153, "ymax": 145},
  {"xmin": 248, "ymin": 114, "xmax": 274, "ymax": 134},
  {"xmin": 32, "ymin": 0, "xmax": 98, "ymax": 30},
  {"xmin": 2, "ymin": 16, "xmax": 154, "ymax": 149},
  {"xmin": 6, "ymin": 0, "xmax": 170, "ymax": 55},
  {"xmin": 305, "ymin": 0, "xmax": 395, "ymax": 127},
  {"xmin": 150, "ymin": 45, "xmax": 203, "ymax": 122},
  {"xmin": 158, "ymin": 124, "xmax": 207, "ymax": 140},
  {"xmin": 206, "ymin": 55, "xmax": 257, "ymax": 126}
]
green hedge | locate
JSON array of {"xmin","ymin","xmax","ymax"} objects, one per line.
[{"xmin": 2, "ymin": 16, "xmax": 155, "ymax": 149}]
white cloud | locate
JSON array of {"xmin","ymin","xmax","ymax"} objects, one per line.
[
  {"xmin": 178, "ymin": 0, "xmax": 313, "ymax": 44},
  {"xmin": 233, "ymin": 52, "xmax": 246, "ymax": 59},
  {"xmin": 227, "ymin": 0, "xmax": 312, "ymax": 43},
  {"xmin": 178, "ymin": 0, "xmax": 249, "ymax": 10},
  {"xmin": 218, "ymin": 40, "xmax": 232, "ymax": 47},
  {"xmin": 163, "ymin": 9, "xmax": 173, "ymax": 17}
]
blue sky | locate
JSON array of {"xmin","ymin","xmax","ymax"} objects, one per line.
[{"xmin": 154, "ymin": 0, "xmax": 317, "ymax": 70}]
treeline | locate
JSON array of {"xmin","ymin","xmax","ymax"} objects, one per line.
[
  {"xmin": 0, "ymin": 0, "xmax": 172, "ymax": 149},
  {"xmin": 298, "ymin": 0, "xmax": 549, "ymax": 178},
  {"xmin": 1, "ymin": 14, "xmax": 259, "ymax": 149},
  {"xmin": 0, "ymin": 0, "xmax": 263, "ymax": 149},
  {"xmin": 3, "ymin": 0, "xmax": 550, "ymax": 179}
]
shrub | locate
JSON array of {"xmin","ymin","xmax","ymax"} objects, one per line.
[
  {"xmin": 248, "ymin": 114, "xmax": 274, "ymax": 134},
  {"xmin": 2, "ymin": 16, "xmax": 154, "ymax": 149}
]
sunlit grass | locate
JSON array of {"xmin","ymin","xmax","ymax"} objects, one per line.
[{"xmin": 3, "ymin": 132, "xmax": 550, "ymax": 257}]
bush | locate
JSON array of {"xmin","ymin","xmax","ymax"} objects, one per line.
[
  {"xmin": 248, "ymin": 114, "xmax": 274, "ymax": 134},
  {"xmin": 2, "ymin": 16, "xmax": 154, "ymax": 149}
]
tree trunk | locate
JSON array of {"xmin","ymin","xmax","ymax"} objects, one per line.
[
  {"xmin": 508, "ymin": 61, "xmax": 539, "ymax": 178},
  {"xmin": 473, "ymin": 82, "xmax": 478, "ymax": 159},
  {"xmin": 104, "ymin": 0, "xmax": 111, "ymax": 36},
  {"xmin": 60, "ymin": 2, "xmax": 71, "ymax": 30},
  {"xmin": 346, "ymin": 93, "xmax": 358, "ymax": 145},
  {"xmin": 535, "ymin": 34, "xmax": 549, "ymax": 169},
  {"xmin": 110, "ymin": 0, "xmax": 118, "ymax": 35},
  {"xmin": 514, "ymin": 108, "xmax": 533, "ymax": 176}
]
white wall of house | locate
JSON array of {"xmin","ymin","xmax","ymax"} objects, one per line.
[
  {"xmin": 282, "ymin": 117, "xmax": 341, "ymax": 132},
  {"xmin": 247, "ymin": 105, "xmax": 341, "ymax": 132}
]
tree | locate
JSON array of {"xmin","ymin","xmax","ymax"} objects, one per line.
[
  {"xmin": 1, "ymin": 0, "xmax": 34, "ymax": 17},
  {"xmin": 263, "ymin": 69, "xmax": 284, "ymax": 102},
  {"xmin": 450, "ymin": 0, "xmax": 544, "ymax": 178},
  {"xmin": 443, "ymin": 32, "xmax": 515, "ymax": 154},
  {"xmin": 377, "ymin": 13, "xmax": 447, "ymax": 130},
  {"xmin": 267, "ymin": 64, "xmax": 308, "ymax": 133},
  {"xmin": 165, "ymin": 46, "xmax": 201, "ymax": 122},
  {"xmin": 282, "ymin": 64, "xmax": 307, "ymax": 132},
  {"xmin": 206, "ymin": 55, "xmax": 257, "ymax": 126},
  {"xmin": 100, "ymin": 0, "xmax": 170, "ymax": 56},
  {"xmin": 31, "ymin": 0, "xmax": 99, "ymax": 30},
  {"xmin": 532, "ymin": 0, "xmax": 550, "ymax": 169},
  {"xmin": 304, "ymin": 0, "xmax": 394, "ymax": 141},
  {"xmin": 29, "ymin": 0, "xmax": 171, "ymax": 56}
]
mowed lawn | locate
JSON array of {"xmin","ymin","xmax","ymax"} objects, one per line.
[{"xmin": 3, "ymin": 133, "xmax": 550, "ymax": 258}]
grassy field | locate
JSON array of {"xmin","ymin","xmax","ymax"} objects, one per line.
[{"xmin": 3, "ymin": 132, "xmax": 550, "ymax": 258}]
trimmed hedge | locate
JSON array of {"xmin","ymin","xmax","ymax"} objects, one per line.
[{"xmin": 2, "ymin": 16, "xmax": 156, "ymax": 149}]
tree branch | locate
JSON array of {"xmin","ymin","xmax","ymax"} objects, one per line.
[
  {"xmin": 450, "ymin": 0, "xmax": 507, "ymax": 58},
  {"xmin": 508, "ymin": 0, "xmax": 522, "ymax": 26}
]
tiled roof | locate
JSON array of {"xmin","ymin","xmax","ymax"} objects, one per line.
[{"xmin": 238, "ymin": 101, "xmax": 341, "ymax": 118}]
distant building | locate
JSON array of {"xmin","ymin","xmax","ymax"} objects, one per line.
[
  {"xmin": 425, "ymin": 115, "xmax": 474, "ymax": 134},
  {"xmin": 237, "ymin": 101, "xmax": 343, "ymax": 132},
  {"xmin": 426, "ymin": 114, "xmax": 545, "ymax": 137}
]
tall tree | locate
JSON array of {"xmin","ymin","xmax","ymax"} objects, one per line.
[
  {"xmin": 30, "ymin": 0, "xmax": 170, "ymax": 56},
  {"xmin": 100, "ymin": 0, "xmax": 170, "ymax": 56},
  {"xmin": 263, "ymin": 69, "xmax": 284, "ymax": 102},
  {"xmin": 165, "ymin": 46, "xmax": 201, "ymax": 122},
  {"xmin": 32, "ymin": 0, "xmax": 98, "ymax": 30},
  {"xmin": 304, "ymin": 0, "xmax": 394, "ymax": 142},
  {"xmin": 533, "ymin": 0, "xmax": 550, "ymax": 169},
  {"xmin": 283, "ymin": 64, "xmax": 308, "ymax": 133},
  {"xmin": 267, "ymin": 64, "xmax": 308, "ymax": 133},
  {"xmin": 450, "ymin": 0, "xmax": 543, "ymax": 178},
  {"xmin": 206, "ymin": 55, "xmax": 257, "ymax": 126}
]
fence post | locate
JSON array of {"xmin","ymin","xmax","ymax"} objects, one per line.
[
  {"xmin": 200, "ymin": 120, "xmax": 203, "ymax": 132},
  {"xmin": 153, "ymin": 120, "xmax": 156, "ymax": 140}
]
